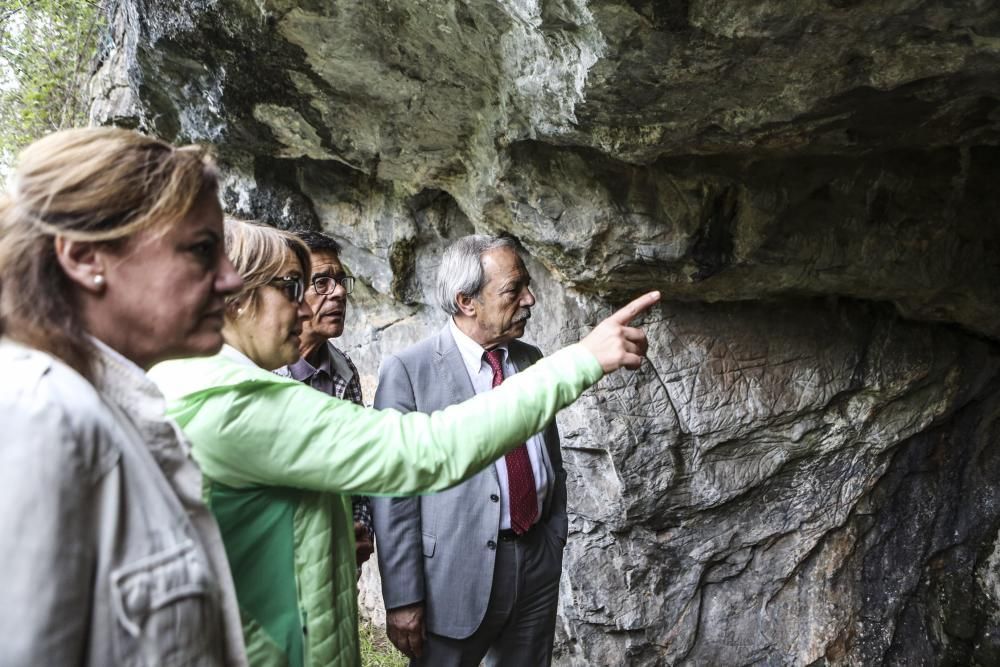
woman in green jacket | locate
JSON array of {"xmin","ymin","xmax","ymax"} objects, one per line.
[{"xmin": 150, "ymin": 219, "xmax": 658, "ymax": 667}]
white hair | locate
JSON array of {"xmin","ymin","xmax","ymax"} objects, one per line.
[{"xmin": 436, "ymin": 235, "xmax": 521, "ymax": 315}]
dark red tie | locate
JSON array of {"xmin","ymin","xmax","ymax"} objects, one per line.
[{"xmin": 484, "ymin": 349, "xmax": 538, "ymax": 534}]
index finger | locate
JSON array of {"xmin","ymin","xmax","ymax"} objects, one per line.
[{"xmin": 609, "ymin": 290, "xmax": 661, "ymax": 325}]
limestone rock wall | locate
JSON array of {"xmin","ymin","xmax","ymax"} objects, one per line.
[{"xmin": 90, "ymin": 1, "xmax": 1000, "ymax": 664}]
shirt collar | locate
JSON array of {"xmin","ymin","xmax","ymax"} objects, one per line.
[
  {"xmin": 448, "ymin": 318, "xmax": 508, "ymax": 377},
  {"xmin": 89, "ymin": 335, "xmax": 148, "ymax": 382},
  {"xmin": 287, "ymin": 344, "xmax": 326, "ymax": 382},
  {"xmin": 284, "ymin": 341, "xmax": 354, "ymax": 383},
  {"xmin": 88, "ymin": 335, "xmax": 168, "ymax": 430}
]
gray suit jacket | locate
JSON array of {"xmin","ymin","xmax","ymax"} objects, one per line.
[{"xmin": 371, "ymin": 325, "xmax": 567, "ymax": 639}]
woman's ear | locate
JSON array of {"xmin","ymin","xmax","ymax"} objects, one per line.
[
  {"xmin": 54, "ymin": 236, "xmax": 106, "ymax": 293},
  {"xmin": 226, "ymin": 293, "xmax": 249, "ymax": 318}
]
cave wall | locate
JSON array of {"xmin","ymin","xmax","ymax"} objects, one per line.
[{"xmin": 89, "ymin": 1, "xmax": 1000, "ymax": 664}]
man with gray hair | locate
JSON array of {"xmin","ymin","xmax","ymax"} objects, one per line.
[{"xmin": 372, "ymin": 234, "xmax": 567, "ymax": 666}]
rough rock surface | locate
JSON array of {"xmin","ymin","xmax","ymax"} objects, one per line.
[{"xmin": 90, "ymin": 1, "xmax": 1000, "ymax": 664}]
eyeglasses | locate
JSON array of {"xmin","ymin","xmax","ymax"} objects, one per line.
[
  {"xmin": 312, "ymin": 275, "xmax": 355, "ymax": 295},
  {"xmin": 268, "ymin": 276, "xmax": 305, "ymax": 304}
]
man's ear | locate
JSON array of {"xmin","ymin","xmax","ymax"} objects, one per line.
[
  {"xmin": 54, "ymin": 236, "xmax": 106, "ymax": 293},
  {"xmin": 455, "ymin": 293, "xmax": 478, "ymax": 318}
]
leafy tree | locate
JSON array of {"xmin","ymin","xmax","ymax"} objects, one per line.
[{"xmin": 0, "ymin": 0, "xmax": 104, "ymax": 176}]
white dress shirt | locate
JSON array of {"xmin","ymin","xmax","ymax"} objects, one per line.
[{"xmin": 448, "ymin": 318, "xmax": 549, "ymax": 530}]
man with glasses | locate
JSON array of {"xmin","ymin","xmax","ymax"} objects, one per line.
[{"xmin": 275, "ymin": 229, "xmax": 373, "ymax": 574}]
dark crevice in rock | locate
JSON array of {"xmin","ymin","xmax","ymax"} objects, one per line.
[
  {"xmin": 218, "ymin": 156, "xmax": 320, "ymax": 231},
  {"xmin": 689, "ymin": 183, "xmax": 738, "ymax": 281},
  {"xmin": 388, "ymin": 237, "xmax": 419, "ymax": 305},
  {"xmin": 836, "ymin": 383, "xmax": 1000, "ymax": 663}
]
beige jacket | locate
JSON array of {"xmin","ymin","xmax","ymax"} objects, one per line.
[{"xmin": 0, "ymin": 338, "xmax": 246, "ymax": 666}]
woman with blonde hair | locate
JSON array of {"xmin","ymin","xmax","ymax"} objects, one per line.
[
  {"xmin": 0, "ymin": 127, "xmax": 248, "ymax": 665},
  {"xmin": 151, "ymin": 217, "xmax": 660, "ymax": 667}
]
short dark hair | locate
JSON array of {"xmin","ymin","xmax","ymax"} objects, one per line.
[{"xmin": 293, "ymin": 229, "xmax": 341, "ymax": 255}]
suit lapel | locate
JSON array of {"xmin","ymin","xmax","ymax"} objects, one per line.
[
  {"xmin": 435, "ymin": 324, "xmax": 500, "ymax": 485},
  {"xmin": 433, "ymin": 325, "xmax": 476, "ymax": 404},
  {"xmin": 506, "ymin": 341, "xmax": 532, "ymax": 374}
]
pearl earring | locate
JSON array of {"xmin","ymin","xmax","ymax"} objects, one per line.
[{"xmin": 93, "ymin": 275, "xmax": 105, "ymax": 287}]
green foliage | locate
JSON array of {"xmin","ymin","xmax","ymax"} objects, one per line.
[
  {"xmin": 0, "ymin": 0, "xmax": 104, "ymax": 174},
  {"xmin": 360, "ymin": 619, "xmax": 407, "ymax": 667}
]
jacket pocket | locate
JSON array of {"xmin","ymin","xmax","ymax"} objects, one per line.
[
  {"xmin": 110, "ymin": 539, "xmax": 215, "ymax": 666},
  {"xmin": 421, "ymin": 532, "xmax": 436, "ymax": 558}
]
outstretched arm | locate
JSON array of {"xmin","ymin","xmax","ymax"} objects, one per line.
[{"xmin": 158, "ymin": 291, "xmax": 661, "ymax": 497}]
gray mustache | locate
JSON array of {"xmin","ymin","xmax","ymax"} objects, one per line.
[{"xmin": 512, "ymin": 309, "xmax": 531, "ymax": 324}]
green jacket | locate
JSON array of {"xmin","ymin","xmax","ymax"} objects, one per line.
[{"xmin": 150, "ymin": 344, "xmax": 602, "ymax": 667}]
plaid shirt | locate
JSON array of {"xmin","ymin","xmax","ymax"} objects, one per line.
[{"xmin": 276, "ymin": 343, "xmax": 372, "ymax": 537}]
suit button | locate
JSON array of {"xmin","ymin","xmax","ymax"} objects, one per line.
[
  {"xmin": 487, "ymin": 540, "xmax": 496, "ymax": 550},
  {"xmin": 490, "ymin": 494, "xmax": 499, "ymax": 502}
]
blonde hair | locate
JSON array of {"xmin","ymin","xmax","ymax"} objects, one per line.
[
  {"xmin": 223, "ymin": 218, "xmax": 311, "ymax": 316},
  {"xmin": 0, "ymin": 127, "xmax": 218, "ymax": 378}
]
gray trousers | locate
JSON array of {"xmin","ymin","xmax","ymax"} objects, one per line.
[{"xmin": 412, "ymin": 525, "xmax": 563, "ymax": 667}]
